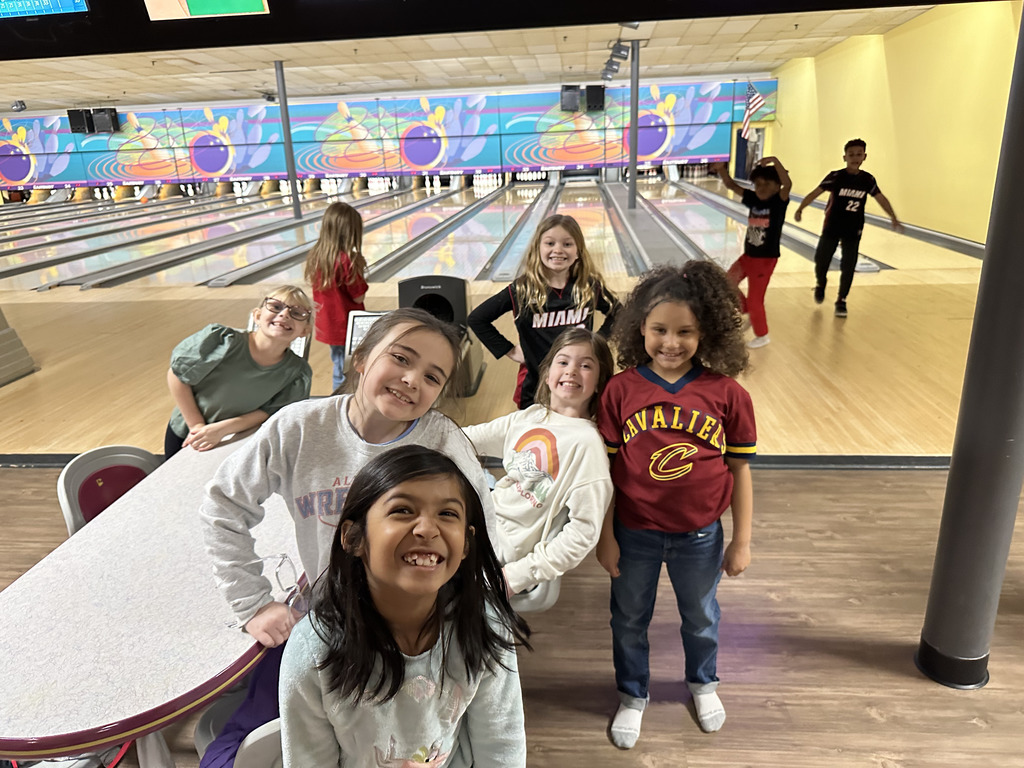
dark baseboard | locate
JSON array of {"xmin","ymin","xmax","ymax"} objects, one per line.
[{"xmin": 480, "ymin": 455, "xmax": 950, "ymax": 471}]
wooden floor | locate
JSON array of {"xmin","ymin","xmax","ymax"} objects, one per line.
[
  {"xmin": 4, "ymin": 466, "xmax": 1023, "ymax": 767},
  {"xmin": 0, "ymin": 251, "xmax": 981, "ymax": 457}
]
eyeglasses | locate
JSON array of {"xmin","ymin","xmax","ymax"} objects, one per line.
[
  {"xmin": 262, "ymin": 298, "xmax": 311, "ymax": 321},
  {"xmin": 228, "ymin": 553, "xmax": 311, "ymax": 629}
]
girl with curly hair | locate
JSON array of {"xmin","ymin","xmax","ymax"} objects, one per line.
[
  {"xmin": 595, "ymin": 261, "xmax": 755, "ymax": 749},
  {"xmin": 467, "ymin": 214, "xmax": 619, "ymax": 409}
]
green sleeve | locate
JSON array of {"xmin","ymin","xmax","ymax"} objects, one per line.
[
  {"xmin": 259, "ymin": 358, "xmax": 313, "ymax": 416},
  {"xmin": 170, "ymin": 324, "xmax": 239, "ymax": 386}
]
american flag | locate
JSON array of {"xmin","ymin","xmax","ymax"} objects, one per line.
[{"xmin": 741, "ymin": 82, "xmax": 766, "ymax": 140}]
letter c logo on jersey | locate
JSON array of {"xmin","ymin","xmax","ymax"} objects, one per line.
[{"xmin": 649, "ymin": 442, "xmax": 698, "ymax": 481}]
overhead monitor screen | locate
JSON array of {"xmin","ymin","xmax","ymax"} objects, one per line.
[
  {"xmin": 0, "ymin": 0, "xmax": 88, "ymax": 17},
  {"xmin": 144, "ymin": 0, "xmax": 268, "ymax": 20}
]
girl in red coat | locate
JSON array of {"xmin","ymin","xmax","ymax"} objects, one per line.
[{"xmin": 304, "ymin": 201, "xmax": 368, "ymax": 391}]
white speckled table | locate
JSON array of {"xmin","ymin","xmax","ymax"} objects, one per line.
[{"xmin": 0, "ymin": 434, "xmax": 300, "ymax": 764}]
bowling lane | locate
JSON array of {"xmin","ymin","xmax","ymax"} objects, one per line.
[
  {"xmin": 262, "ymin": 188, "xmax": 481, "ymax": 284},
  {"xmin": 0, "ymin": 195, "xmax": 332, "ymax": 291},
  {"xmin": 556, "ymin": 183, "xmax": 628, "ymax": 279},
  {"xmin": 0, "ymin": 193, "xmax": 296, "ymax": 256},
  {"xmin": 0, "ymin": 195, "xmax": 244, "ymax": 245},
  {"xmin": 128, "ymin": 190, "xmax": 426, "ymax": 286},
  {"xmin": 390, "ymin": 186, "xmax": 543, "ymax": 281},
  {"xmin": 640, "ymin": 180, "xmax": 805, "ymax": 273}
]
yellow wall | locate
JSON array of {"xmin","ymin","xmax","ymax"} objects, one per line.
[{"xmin": 772, "ymin": 1, "xmax": 1021, "ymax": 243}]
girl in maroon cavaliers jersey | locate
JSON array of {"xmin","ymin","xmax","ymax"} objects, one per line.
[
  {"xmin": 468, "ymin": 214, "xmax": 619, "ymax": 410},
  {"xmin": 596, "ymin": 262, "xmax": 755, "ymax": 749}
]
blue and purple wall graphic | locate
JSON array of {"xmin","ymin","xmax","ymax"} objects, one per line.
[{"xmin": 0, "ymin": 79, "xmax": 776, "ymax": 189}]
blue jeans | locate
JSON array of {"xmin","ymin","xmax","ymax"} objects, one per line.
[
  {"xmin": 329, "ymin": 345, "xmax": 346, "ymax": 392},
  {"xmin": 610, "ymin": 519, "xmax": 724, "ymax": 708}
]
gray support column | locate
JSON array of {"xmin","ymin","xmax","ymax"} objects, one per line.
[
  {"xmin": 916, "ymin": 14, "xmax": 1024, "ymax": 689},
  {"xmin": 274, "ymin": 60, "xmax": 303, "ymax": 220},
  {"xmin": 627, "ymin": 40, "xmax": 640, "ymax": 210}
]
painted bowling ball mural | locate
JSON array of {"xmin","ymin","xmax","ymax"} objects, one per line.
[
  {"xmin": 118, "ymin": 112, "xmax": 180, "ymax": 178},
  {"xmin": 399, "ymin": 99, "xmax": 449, "ymax": 171},
  {"xmin": 538, "ymin": 113, "xmax": 605, "ymax": 165},
  {"xmin": 0, "ymin": 123, "xmax": 35, "ymax": 185},
  {"xmin": 315, "ymin": 101, "xmax": 389, "ymax": 174},
  {"xmin": 189, "ymin": 108, "xmax": 235, "ymax": 176},
  {"xmin": 624, "ymin": 89, "xmax": 677, "ymax": 161}
]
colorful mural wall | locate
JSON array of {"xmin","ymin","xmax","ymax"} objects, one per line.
[{"xmin": 0, "ymin": 80, "xmax": 776, "ymax": 190}]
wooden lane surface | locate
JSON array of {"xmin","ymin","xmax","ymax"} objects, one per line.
[
  {"xmin": 0, "ymin": 261, "xmax": 976, "ymax": 456},
  {"xmin": 4, "ymin": 467, "xmax": 1023, "ymax": 767}
]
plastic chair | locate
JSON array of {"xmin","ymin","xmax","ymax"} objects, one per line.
[
  {"xmin": 46, "ymin": 446, "xmax": 162, "ymax": 766},
  {"xmin": 193, "ymin": 692, "xmax": 282, "ymax": 768},
  {"xmin": 235, "ymin": 720, "xmax": 283, "ymax": 768},
  {"xmin": 511, "ymin": 575, "xmax": 562, "ymax": 613},
  {"xmin": 509, "ymin": 508, "xmax": 570, "ymax": 614},
  {"xmin": 192, "ymin": 687, "xmax": 249, "ymax": 759},
  {"xmin": 56, "ymin": 445, "xmax": 162, "ymax": 536}
]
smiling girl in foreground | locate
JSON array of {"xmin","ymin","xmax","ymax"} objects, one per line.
[
  {"xmin": 198, "ymin": 308, "xmax": 496, "ymax": 768},
  {"xmin": 596, "ymin": 262, "xmax": 755, "ymax": 748},
  {"xmin": 464, "ymin": 328, "xmax": 615, "ymax": 596},
  {"xmin": 280, "ymin": 445, "xmax": 530, "ymax": 767}
]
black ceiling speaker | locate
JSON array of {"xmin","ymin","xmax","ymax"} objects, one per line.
[
  {"xmin": 92, "ymin": 108, "xmax": 120, "ymax": 133},
  {"xmin": 67, "ymin": 109, "xmax": 94, "ymax": 134},
  {"xmin": 560, "ymin": 85, "xmax": 580, "ymax": 112},
  {"xmin": 586, "ymin": 85, "xmax": 605, "ymax": 111}
]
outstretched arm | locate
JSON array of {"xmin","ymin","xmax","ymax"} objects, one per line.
[
  {"xmin": 712, "ymin": 161, "xmax": 746, "ymax": 196},
  {"xmin": 759, "ymin": 156, "xmax": 791, "ymax": 200},
  {"xmin": 794, "ymin": 186, "xmax": 825, "ymax": 222},
  {"xmin": 874, "ymin": 192, "xmax": 903, "ymax": 232}
]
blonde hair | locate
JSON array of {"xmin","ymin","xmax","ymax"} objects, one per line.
[
  {"xmin": 515, "ymin": 214, "xmax": 606, "ymax": 316},
  {"xmin": 304, "ymin": 202, "xmax": 366, "ymax": 291},
  {"xmin": 255, "ymin": 284, "xmax": 314, "ymax": 333}
]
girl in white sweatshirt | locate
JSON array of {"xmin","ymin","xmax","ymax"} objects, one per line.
[{"xmin": 463, "ymin": 328, "xmax": 615, "ymax": 596}]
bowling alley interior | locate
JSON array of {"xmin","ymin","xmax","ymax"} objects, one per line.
[{"xmin": 2, "ymin": 1, "xmax": 1024, "ymax": 766}]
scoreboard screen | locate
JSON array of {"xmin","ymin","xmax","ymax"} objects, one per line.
[
  {"xmin": 0, "ymin": 0, "xmax": 88, "ymax": 18},
  {"xmin": 144, "ymin": 0, "xmax": 269, "ymax": 20}
]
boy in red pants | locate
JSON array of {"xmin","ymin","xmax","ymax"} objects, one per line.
[{"xmin": 714, "ymin": 157, "xmax": 792, "ymax": 348}]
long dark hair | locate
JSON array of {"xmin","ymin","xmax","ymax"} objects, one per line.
[
  {"xmin": 311, "ymin": 445, "xmax": 531, "ymax": 703},
  {"xmin": 612, "ymin": 261, "xmax": 749, "ymax": 377}
]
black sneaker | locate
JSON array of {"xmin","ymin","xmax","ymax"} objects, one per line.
[
  {"xmin": 835, "ymin": 299, "xmax": 848, "ymax": 318},
  {"xmin": 814, "ymin": 285, "xmax": 825, "ymax": 304}
]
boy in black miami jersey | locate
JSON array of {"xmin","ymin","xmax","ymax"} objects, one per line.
[{"xmin": 794, "ymin": 138, "xmax": 902, "ymax": 317}]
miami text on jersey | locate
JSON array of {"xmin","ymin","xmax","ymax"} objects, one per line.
[
  {"xmin": 837, "ymin": 188, "xmax": 867, "ymax": 198},
  {"xmin": 531, "ymin": 306, "xmax": 591, "ymax": 328}
]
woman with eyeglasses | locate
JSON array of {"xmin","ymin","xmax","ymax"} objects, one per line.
[{"xmin": 163, "ymin": 285, "xmax": 314, "ymax": 460}]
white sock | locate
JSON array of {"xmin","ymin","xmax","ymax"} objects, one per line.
[
  {"xmin": 610, "ymin": 704, "xmax": 644, "ymax": 749},
  {"xmin": 692, "ymin": 690, "xmax": 726, "ymax": 732}
]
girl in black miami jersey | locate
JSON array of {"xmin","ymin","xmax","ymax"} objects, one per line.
[
  {"xmin": 468, "ymin": 214, "xmax": 619, "ymax": 409},
  {"xmin": 596, "ymin": 262, "xmax": 755, "ymax": 750}
]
